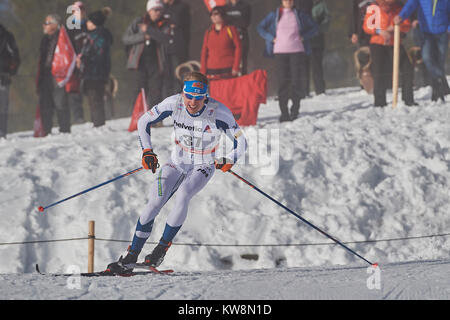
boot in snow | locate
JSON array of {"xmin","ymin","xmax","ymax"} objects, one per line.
[
  {"xmin": 143, "ymin": 239, "xmax": 172, "ymax": 267},
  {"xmin": 106, "ymin": 246, "xmax": 138, "ymax": 274}
]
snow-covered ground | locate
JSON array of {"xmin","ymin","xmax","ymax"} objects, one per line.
[
  {"xmin": 0, "ymin": 260, "xmax": 448, "ymax": 300},
  {"xmin": 0, "ymin": 83, "xmax": 449, "ymax": 300}
]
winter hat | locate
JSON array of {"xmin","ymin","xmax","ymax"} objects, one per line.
[
  {"xmin": 146, "ymin": 0, "xmax": 163, "ymax": 11},
  {"xmin": 88, "ymin": 7, "xmax": 112, "ymax": 26},
  {"xmin": 72, "ymin": 1, "xmax": 85, "ymax": 11}
]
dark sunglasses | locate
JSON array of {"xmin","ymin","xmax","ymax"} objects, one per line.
[{"xmin": 43, "ymin": 21, "xmax": 55, "ymax": 25}]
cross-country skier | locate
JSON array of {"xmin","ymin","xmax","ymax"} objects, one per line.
[{"xmin": 106, "ymin": 71, "xmax": 247, "ymax": 273}]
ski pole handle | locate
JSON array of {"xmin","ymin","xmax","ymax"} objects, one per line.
[{"xmin": 38, "ymin": 167, "xmax": 144, "ymax": 213}]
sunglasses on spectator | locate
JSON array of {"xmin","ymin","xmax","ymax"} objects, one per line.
[
  {"xmin": 43, "ymin": 21, "xmax": 56, "ymax": 25},
  {"xmin": 184, "ymin": 92, "xmax": 207, "ymax": 101},
  {"xmin": 210, "ymin": 11, "xmax": 221, "ymax": 16}
]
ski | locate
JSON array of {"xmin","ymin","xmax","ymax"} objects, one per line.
[
  {"xmin": 35, "ymin": 263, "xmax": 174, "ymax": 277},
  {"xmin": 133, "ymin": 263, "xmax": 174, "ymax": 274},
  {"xmin": 35, "ymin": 264, "xmax": 112, "ymax": 277}
]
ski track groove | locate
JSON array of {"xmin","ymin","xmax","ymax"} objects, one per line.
[{"xmin": 20, "ymin": 169, "xmax": 53, "ymax": 273}]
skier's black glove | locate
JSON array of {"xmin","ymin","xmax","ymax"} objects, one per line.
[{"xmin": 142, "ymin": 149, "xmax": 159, "ymax": 173}]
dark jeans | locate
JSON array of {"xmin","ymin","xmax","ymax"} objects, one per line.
[
  {"xmin": 370, "ymin": 44, "xmax": 414, "ymax": 106},
  {"xmin": 38, "ymin": 76, "xmax": 71, "ymax": 135},
  {"xmin": 68, "ymin": 92, "xmax": 84, "ymax": 124},
  {"xmin": 0, "ymin": 82, "xmax": 9, "ymax": 138},
  {"xmin": 83, "ymin": 79, "xmax": 106, "ymax": 128},
  {"xmin": 422, "ymin": 32, "xmax": 449, "ymax": 99},
  {"xmin": 422, "ymin": 32, "xmax": 448, "ymax": 80},
  {"xmin": 275, "ymin": 52, "xmax": 305, "ymax": 119},
  {"xmin": 305, "ymin": 46, "xmax": 326, "ymax": 95}
]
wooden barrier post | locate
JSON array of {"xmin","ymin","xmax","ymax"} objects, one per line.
[
  {"xmin": 392, "ymin": 24, "xmax": 400, "ymax": 109},
  {"xmin": 88, "ymin": 220, "xmax": 95, "ymax": 273}
]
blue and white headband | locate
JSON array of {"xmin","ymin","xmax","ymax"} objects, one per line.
[{"xmin": 183, "ymin": 80, "xmax": 208, "ymax": 96}]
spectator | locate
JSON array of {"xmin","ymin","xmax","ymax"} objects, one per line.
[
  {"xmin": 0, "ymin": 23, "xmax": 20, "ymax": 139},
  {"xmin": 200, "ymin": 6, "xmax": 242, "ymax": 80},
  {"xmin": 225, "ymin": 0, "xmax": 251, "ymax": 75},
  {"xmin": 394, "ymin": 0, "xmax": 450, "ymax": 102},
  {"xmin": 295, "ymin": 0, "xmax": 314, "ymax": 99},
  {"xmin": 77, "ymin": 7, "xmax": 113, "ymax": 128},
  {"xmin": 306, "ymin": 0, "xmax": 330, "ymax": 96},
  {"xmin": 349, "ymin": 0, "xmax": 375, "ymax": 92},
  {"xmin": 162, "ymin": 0, "xmax": 191, "ymax": 96},
  {"xmin": 363, "ymin": 0, "xmax": 416, "ymax": 107},
  {"xmin": 36, "ymin": 14, "xmax": 71, "ymax": 136},
  {"xmin": 66, "ymin": 1, "xmax": 87, "ymax": 124},
  {"xmin": 349, "ymin": 0, "xmax": 375, "ymax": 46},
  {"xmin": 122, "ymin": 0, "xmax": 171, "ymax": 112},
  {"xmin": 295, "ymin": 0, "xmax": 313, "ymax": 15},
  {"xmin": 257, "ymin": 0, "xmax": 318, "ymax": 122},
  {"xmin": 162, "ymin": 0, "xmax": 191, "ymax": 63}
]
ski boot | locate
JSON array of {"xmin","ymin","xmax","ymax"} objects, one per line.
[
  {"xmin": 106, "ymin": 246, "xmax": 138, "ymax": 274},
  {"xmin": 143, "ymin": 239, "xmax": 172, "ymax": 267}
]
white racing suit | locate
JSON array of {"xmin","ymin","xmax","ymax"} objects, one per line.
[{"xmin": 130, "ymin": 94, "xmax": 247, "ymax": 254}]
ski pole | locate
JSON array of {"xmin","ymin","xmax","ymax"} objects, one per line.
[
  {"xmin": 228, "ymin": 169, "xmax": 376, "ymax": 267},
  {"xmin": 38, "ymin": 167, "xmax": 144, "ymax": 213}
]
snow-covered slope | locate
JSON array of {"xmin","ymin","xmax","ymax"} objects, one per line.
[
  {"xmin": 0, "ymin": 84, "xmax": 449, "ymax": 300},
  {"xmin": 0, "ymin": 260, "xmax": 448, "ymax": 300}
]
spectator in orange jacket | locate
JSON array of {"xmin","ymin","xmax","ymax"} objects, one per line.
[
  {"xmin": 363, "ymin": 0, "xmax": 416, "ymax": 107},
  {"xmin": 200, "ymin": 6, "xmax": 242, "ymax": 80}
]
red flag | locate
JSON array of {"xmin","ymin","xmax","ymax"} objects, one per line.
[
  {"xmin": 209, "ymin": 70, "xmax": 267, "ymax": 126},
  {"xmin": 128, "ymin": 89, "xmax": 148, "ymax": 132},
  {"xmin": 203, "ymin": 0, "xmax": 226, "ymax": 12},
  {"xmin": 51, "ymin": 26, "xmax": 77, "ymax": 88},
  {"xmin": 33, "ymin": 105, "xmax": 46, "ymax": 138}
]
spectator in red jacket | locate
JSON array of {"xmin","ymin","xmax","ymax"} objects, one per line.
[{"xmin": 200, "ymin": 6, "xmax": 242, "ymax": 80}]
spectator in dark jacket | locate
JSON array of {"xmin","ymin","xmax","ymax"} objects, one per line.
[
  {"xmin": 305, "ymin": 0, "xmax": 330, "ymax": 96},
  {"xmin": 349, "ymin": 0, "xmax": 375, "ymax": 46},
  {"xmin": 349, "ymin": 0, "xmax": 375, "ymax": 91},
  {"xmin": 37, "ymin": 14, "xmax": 71, "ymax": 136},
  {"xmin": 77, "ymin": 7, "xmax": 113, "ymax": 128},
  {"xmin": 162, "ymin": 0, "xmax": 190, "ymax": 63},
  {"xmin": 122, "ymin": 0, "xmax": 171, "ymax": 111},
  {"xmin": 257, "ymin": 0, "xmax": 318, "ymax": 122},
  {"xmin": 0, "ymin": 23, "xmax": 20, "ymax": 139},
  {"xmin": 162, "ymin": 0, "xmax": 191, "ymax": 95},
  {"xmin": 66, "ymin": 1, "xmax": 88, "ymax": 124},
  {"xmin": 295, "ymin": 0, "xmax": 313, "ymax": 15},
  {"xmin": 200, "ymin": 6, "xmax": 242, "ymax": 80},
  {"xmin": 225, "ymin": 0, "xmax": 251, "ymax": 75}
]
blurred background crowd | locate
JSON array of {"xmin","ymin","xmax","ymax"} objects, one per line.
[{"xmin": 0, "ymin": 0, "xmax": 448, "ymax": 136}]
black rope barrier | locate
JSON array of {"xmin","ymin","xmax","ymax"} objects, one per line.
[{"xmin": 1, "ymin": 232, "xmax": 448, "ymax": 247}]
